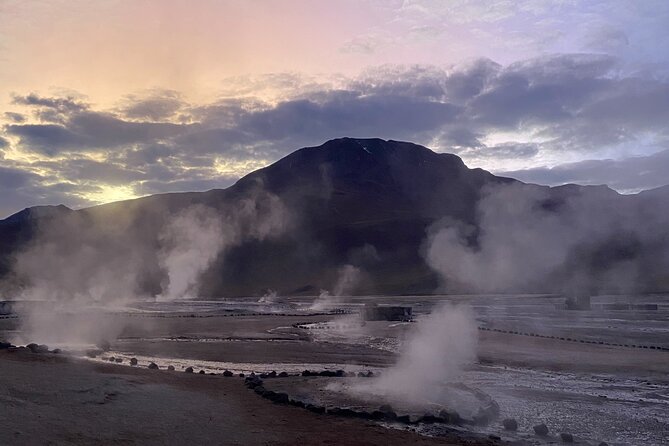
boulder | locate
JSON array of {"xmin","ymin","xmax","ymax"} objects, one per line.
[
  {"xmin": 560, "ymin": 433, "xmax": 574, "ymax": 443},
  {"xmin": 305, "ymin": 404, "xmax": 325, "ymax": 414},
  {"xmin": 185, "ymin": 366, "xmax": 194, "ymax": 373},
  {"xmin": 502, "ymin": 418, "xmax": 518, "ymax": 431},
  {"xmin": 278, "ymin": 371, "xmax": 288, "ymax": 377},
  {"xmin": 27, "ymin": 343, "xmax": 49, "ymax": 354},
  {"xmin": 0, "ymin": 341, "xmax": 13, "ymax": 350},
  {"xmin": 439, "ymin": 410, "xmax": 461, "ymax": 425},
  {"xmin": 222, "ymin": 370, "xmax": 233, "ymax": 377},
  {"xmin": 396, "ymin": 415, "xmax": 411, "ymax": 424},
  {"xmin": 533, "ymin": 423, "xmax": 549, "ymax": 436},
  {"xmin": 271, "ymin": 392, "xmax": 289, "ymax": 404},
  {"xmin": 115, "ymin": 358, "xmax": 123, "ymax": 363},
  {"xmin": 420, "ymin": 414, "xmax": 444, "ymax": 424},
  {"xmin": 198, "ymin": 370, "xmax": 205, "ymax": 374},
  {"xmin": 167, "ymin": 365, "xmax": 175, "ymax": 371},
  {"xmin": 148, "ymin": 362, "xmax": 159, "ymax": 370},
  {"xmin": 130, "ymin": 358, "xmax": 138, "ymax": 366}
]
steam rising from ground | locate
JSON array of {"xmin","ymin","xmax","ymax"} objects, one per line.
[
  {"xmin": 353, "ymin": 304, "xmax": 477, "ymax": 407},
  {"xmin": 5, "ymin": 189, "xmax": 289, "ymax": 345},
  {"xmin": 426, "ymin": 183, "xmax": 669, "ymax": 294},
  {"xmin": 310, "ymin": 264, "xmax": 361, "ymax": 310}
]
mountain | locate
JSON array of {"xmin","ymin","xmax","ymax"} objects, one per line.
[{"xmin": 1, "ymin": 138, "xmax": 668, "ymax": 297}]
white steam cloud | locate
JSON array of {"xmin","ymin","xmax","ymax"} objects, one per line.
[
  {"xmin": 5, "ymin": 188, "xmax": 290, "ymax": 345},
  {"xmin": 354, "ymin": 304, "xmax": 478, "ymax": 407},
  {"xmin": 310, "ymin": 264, "xmax": 361, "ymax": 310},
  {"xmin": 425, "ymin": 183, "xmax": 665, "ymax": 294}
]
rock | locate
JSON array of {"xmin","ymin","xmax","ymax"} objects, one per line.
[
  {"xmin": 489, "ymin": 435, "xmax": 501, "ymax": 441},
  {"xmin": 148, "ymin": 362, "xmax": 159, "ymax": 370},
  {"xmin": 270, "ymin": 392, "xmax": 289, "ymax": 404},
  {"xmin": 305, "ymin": 404, "xmax": 325, "ymax": 414},
  {"xmin": 278, "ymin": 371, "xmax": 288, "ymax": 377},
  {"xmin": 0, "ymin": 341, "xmax": 13, "ymax": 350},
  {"xmin": 253, "ymin": 386, "xmax": 266, "ymax": 395},
  {"xmin": 439, "ymin": 410, "xmax": 462, "ymax": 425},
  {"xmin": 268, "ymin": 371, "xmax": 277, "ymax": 378},
  {"xmin": 222, "ymin": 370, "xmax": 233, "ymax": 377},
  {"xmin": 420, "ymin": 414, "xmax": 444, "ymax": 424},
  {"xmin": 533, "ymin": 423, "xmax": 549, "ymax": 436},
  {"xmin": 357, "ymin": 371, "xmax": 366, "ymax": 377},
  {"xmin": 289, "ymin": 399, "xmax": 305, "ymax": 408},
  {"xmin": 238, "ymin": 373, "xmax": 245, "ymax": 378},
  {"xmin": 108, "ymin": 357, "xmax": 116, "ymax": 362},
  {"xmin": 115, "ymin": 358, "xmax": 123, "ymax": 363},
  {"xmin": 560, "ymin": 433, "xmax": 574, "ymax": 443},
  {"xmin": 198, "ymin": 370, "xmax": 205, "ymax": 374},
  {"xmin": 302, "ymin": 370, "xmax": 314, "ymax": 376},
  {"xmin": 130, "ymin": 358, "xmax": 138, "ymax": 366},
  {"xmin": 502, "ymin": 418, "xmax": 518, "ymax": 431},
  {"xmin": 396, "ymin": 415, "xmax": 411, "ymax": 424},
  {"xmin": 328, "ymin": 407, "xmax": 357, "ymax": 417},
  {"xmin": 185, "ymin": 366, "xmax": 194, "ymax": 373},
  {"xmin": 27, "ymin": 343, "xmax": 49, "ymax": 354},
  {"xmin": 335, "ymin": 370, "xmax": 345, "ymax": 377},
  {"xmin": 167, "ymin": 365, "xmax": 175, "ymax": 371}
]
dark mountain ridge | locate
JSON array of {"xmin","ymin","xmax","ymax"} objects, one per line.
[{"xmin": 1, "ymin": 138, "xmax": 668, "ymax": 297}]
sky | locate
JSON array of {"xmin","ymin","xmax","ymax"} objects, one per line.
[{"xmin": 1, "ymin": 0, "xmax": 669, "ymax": 218}]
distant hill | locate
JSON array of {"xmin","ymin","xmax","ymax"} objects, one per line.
[{"xmin": 1, "ymin": 137, "xmax": 668, "ymax": 297}]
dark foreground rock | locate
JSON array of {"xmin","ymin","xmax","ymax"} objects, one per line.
[
  {"xmin": 533, "ymin": 423, "xmax": 549, "ymax": 436},
  {"xmin": 185, "ymin": 366, "xmax": 194, "ymax": 373},
  {"xmin": 560, "ymin": 433, "xmax": 574, "ymax": 443},
  {"xmin": 26, "ymin": 343, "xmax": 49, "ymax": 354},
  {"xmin": 148, "ymin": 362, "xmax": 159, "ymax": 370},
  {"xmin": 502, "ymin": 418, "xmax": 518, "ymax": 431}
]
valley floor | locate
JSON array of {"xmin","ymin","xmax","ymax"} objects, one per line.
[{"xmin": 0, "ymin": 350, "xmax": 493, "ymax": 446}]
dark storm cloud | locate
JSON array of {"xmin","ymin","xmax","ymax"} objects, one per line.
[
  {"xmin": 0, "ymin": 136, "xmax": 8, "ymax": 149},
  {"xmin": 502, "ymin": 149, "xmax": 669, "ymax": 192}
]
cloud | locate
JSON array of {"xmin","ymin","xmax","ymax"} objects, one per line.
[
  {"xmin": 120, "ymin": 90, "xmax": 186, "ymax": 121},
  {"xmin": 502, "ymin": 149, "xmax": 669, "ymax": 193},
  {"xmin": 3, "ymin": 53, "xmax": 669, "ymax": 217},
  {"xmin": 4, "ymin": 112, "xmax": 26, "ymax": 123}
]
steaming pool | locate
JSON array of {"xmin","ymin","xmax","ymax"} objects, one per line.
[{"xmin": 2, "ymin": 294, "xmax": 668, "ymax": 445}]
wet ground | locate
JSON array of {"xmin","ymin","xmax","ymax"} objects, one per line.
[{"xmin": 1, "ymin": 294, "xmax": 668, "ymax": 445}]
